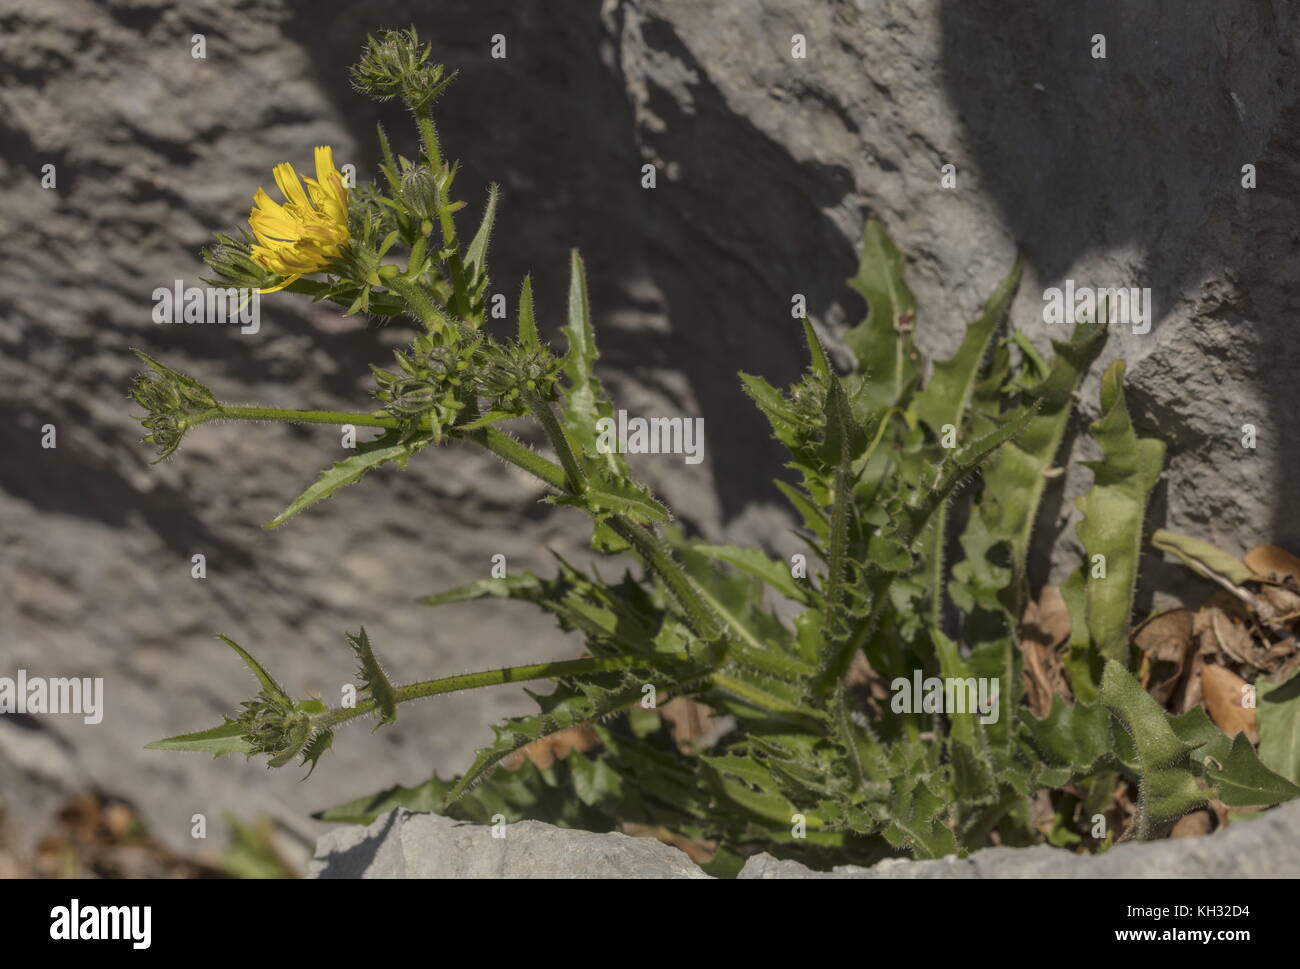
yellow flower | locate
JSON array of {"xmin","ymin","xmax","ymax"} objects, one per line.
[{"xmin": 248, "ymin": 146, "xmax": 350, "ymax": 293}]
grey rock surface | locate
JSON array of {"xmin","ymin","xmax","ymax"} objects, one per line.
[
  {"xmin": 311, "ymin": 800, "xmax": 1300, "ymax": 879},
  {"xmin": 740, "ymin": 799, "xmax": 1300, "ymax": 878},
  {"xmin": 309, "ymin": 809, "xmax": 711, "ymax": 879},
  {"xmin": 2, "ymin": 0, "xmax": 1298, "ymax": 865},
  {"xmin": 610, "ymin": 0, "xmax": 1300, "ymax": 594}
]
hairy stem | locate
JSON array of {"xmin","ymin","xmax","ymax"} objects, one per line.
[
  {"xmin": 609, "ymin": 518, "xmax": 723, "ymax": 644},
  {"xmin": 522, "ymin": 389, "xmax": 588, "ymax": 494},
  {"xmin": 318, "ymin": 652, "xmax": 681, "ymax": 732},
  {"xmin": 468, "ymin": 426, "xmax": 569, "ymax": 490},
  {"xmin": 470, "ymin": 400, "xmax": 722, "ymax": 646},
  {"xmin": 202, "ymin": 405, "xmax": 398, "ymax": 429},
  {"xmin": 415, "ymin": 113, "xmax": 457, "ymax": 250}
]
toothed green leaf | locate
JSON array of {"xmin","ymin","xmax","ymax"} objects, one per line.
[
  {"xmin": 445, "ymin": 665, "xmax": 701, "ymax": 805},
  {"xmin": 1075, "ymin": 362, "xmax": 1165, "ymax": 660},
  {"xmin": 1202, "ymin": 732, "xmax": 1300, "ymax": 807},
  {"xmin": 146, "ymin": 720, "xmax": 252, "ymax": 757},
  {"xmin": 801, "ymin": 317, "xmax": 830, "ymax": 378},
  {"xmin": 301, "ymin": 729, "xmax": 334, "ymax": 777},
  {"xmin": 548, "ymin": 471, "xmax": 670, "ymax": 525},
  {"xmin": 419, "ymin": 571, "xmax": 546, "ymax": 607},
  {"xmin": 914, "ymin": 257, "xmax": 1022, "ymax": 439},
  {"xmin": 844, "ymin": 219, "xmax": 919, "ymax": 413},
  {"xmin": 516, "ymin": 273, "xmax": 539, "ymax": 348},
  {"xmin": 1022, "ymin": 696, "xmax": 1113, "ymax": 777},
  {"xmin": 464, "ymin": 182, "xmax": 498, "ymax": 283},
  {"xmin": 1101, "ymin": 661, "xmax": 1209, "ymax": 838},
  {"xmin": 972, "ymin": 322, "xmax": 1107, "ymax": 603},
  {"xmin": 912, "ymin": 257, "xmax": 1021, "ymax": 622},
  {"xmin": 559, "ymin": 250, "xmax": 628, "ymax": 477},
  {"xmin": 1171, "ymin": 705, "xmax": 1300, "ymax": 805},
  {"xmin": 266, "ymin": 429, "xmax": 431, "ymax": 529},
  {"xmin": 1258, "ymin": 669, "xmax": 1300, "ymax": 786},
  {"xmin": 216, "ymin": 634, "xmax": 290, "ymax": 705},
  {"xmin": 693, "ymin": 544, "xmax": 809, "ymax": 605},
  {"xmin": 884, "ymin": 776, "xmax": 958, "ymax": 859},
  {"xmin": 348, "ymin": 627, "xmax": 398, "ymax": 727}
]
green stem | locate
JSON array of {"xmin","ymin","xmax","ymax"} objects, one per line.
[
  {"xmin": 466, "ymin": 427, "xmax": 569, "ymax": 490},
  {"xmin": 813, "ymin": 447, "xmax": 854, "ymax": 693},
  {"xmin": 416, "ymin": 112, "xmax": 461, "ymax": 252},
  {"xmin": 832, "ymin": 686, "xmax": 866, "ymax": 790},
  {"xmin": 961, "ymin": 789, "xmax": 1021, "ymax": 850},
  {"xmin": 384, "ymin": 275, "xmax": 447, "ymax": 331},
  {"xmin": 522, "ymin": 389, "xmax": 588, "ymax": 494},
  {"xmin": 202, "ymin": 406, "xmax": 397, "ymax": 429},
  {"xmin": 317, "ymin": 652, "xmax": 678, "ymax": 731},
  {"xmin": 609, "ymin": 518, "xmax": 723, "ymax": 644},
  {"xmin": 467, "ymin": 408, "xmax": 721, "ymax": 646}
]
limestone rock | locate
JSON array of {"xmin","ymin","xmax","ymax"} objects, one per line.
[{"xmin": 310, "ymin": 809, "xmax": 712, "ymax": 879}]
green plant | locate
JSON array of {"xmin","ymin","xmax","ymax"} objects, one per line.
[{"xmin": 136, "ymin": 29, "xmax": 1298, "ymax": 876}]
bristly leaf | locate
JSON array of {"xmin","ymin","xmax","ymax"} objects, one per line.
[
  {"xmin": 217, "ymin": 634, "xmax": 289, "ymax": 705},
  {"xmin": 1202, "ymin": 732, "xmax": 1300, "ymax": 806},
  {"xmin": 1075, "ymin": 361, "xmax": 1165, "ymax": 661},
  {"xmin": 914, "ymin": 256, "xmax": 1023, "ymax": 440},
  {"xmin": 348, "ymin": 627, "xmax": 398, "ymax": 727},
  {"xmin": 1258, "ymin": 670, "xmax": 1300, "ymax": 786},
  {"xmin": 1022, "ymin": 696, "xmax": 1113, "ymax": 777},
  {"xmin": 913, "ymin": 255, "xmax": 1022, "ymax": 622},
  {"xmin": 884, "ymin": 776, "xmax": 959, "ymax": 859},
  {"xmin": 419, "ymin": 571, "xmax": 547, "ymax": 607},
  {"xmin": 1101, "ymin": 661, "xmax": 1210, "ymax": 838},
  {"xmin": 1059, "ymin": 567, "xmax": 1100, "ymax": 702},
  {"xmin": 801, "ymin": 316, "xmax": 830, "ymax": 379},
  {"xmin": 844, "ymin": 219, "xmax": 919, "ymax": 414},
  {"xmin": 145, "ymin": 720, "xmax": 252, "ymax": 757},
  {"xmin": 301, "ymin": 729, "xmax": 334, "ymax": 777},
  {"xmin": 445, "ymin": 674, "xmax": 650, "ymax": 804},
  {"xmin": 548, "ymin": 470, "xmax": 670, "ymax": 525},
  {"xmin": 376, "ymin": 122, "xmax": 402, "ymax": 195},
  {"xmin": 559, "ymin": 249, "xmax": 629, "ymax": 479},
  {"xmin": 1170, "ymin": 706, "xmax": 1300, "ymax": 805},
  {"xmin": 517, "ymin": 273, "xmax": 539, "ymax": 348},
  {"xmin": 693, "ymin": 544, "xmax": 810, "ymax": 606},
  {"xmin": 811, "ymin": 378, "xmax": 868, "ymax": 693},
  {"xmin": 913, "ymin": 403, "xmax": 1038, "ymax": 538},
  {"xmin": 464, "ymin": 182, "xmax": 499, "ymax": 284},
  {"xmin": 266, "ymin": 429, "xmax": 432, "ymax": 529},
  {"xmin": 973, "ymin": 321, "xmax": 1107, "ymax": 605}
]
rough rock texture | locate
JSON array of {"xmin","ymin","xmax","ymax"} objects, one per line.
[
  {"xmin": 308, "ymin": 801, "xmax": 1300, "ymax": 879},
  {"xmin": 609, "ymin": 0, "xmax": 1300, "ymax": 594},
  {"xmin": 740, "ymin": 799, "xmax": 1300, "ymax": 878},
  {"xmin": 2, "ymin": 0, "xmax": 1298, "ymax": 865},
  {"xmin": 309, "ymin": 808, "xmax": 711, "ymax": 879}
]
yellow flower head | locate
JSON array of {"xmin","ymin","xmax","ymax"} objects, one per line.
[{"xmin": 248, "ymin": 146, "xmax": 350, "ymax": 293}]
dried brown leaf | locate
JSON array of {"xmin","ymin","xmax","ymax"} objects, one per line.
[
  {"xmin": 1019, "ymin": 586, "xmax": 1073, "ymax": 717},
  {"xmin": 1134, "ymin": 608, "xmax": 1195, "ymax": 707},
  {"xmin": 1200, "ymin": 664, "xmax": 1258, "ymax": 739},
  {"xmin": 622, "ymin": 823, "xmax": 717, "ymax": 864},
  {"xmin": 1170, "ymin": 809, "xmax": 1215, "ymax": 838},
  {"xmin": 1244, "ymin": 545, "xmax": 1300, "ymax": 585},
  {"xmin": 502, "ymin": 724, "xmax": 601, "ymax": 770}
]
